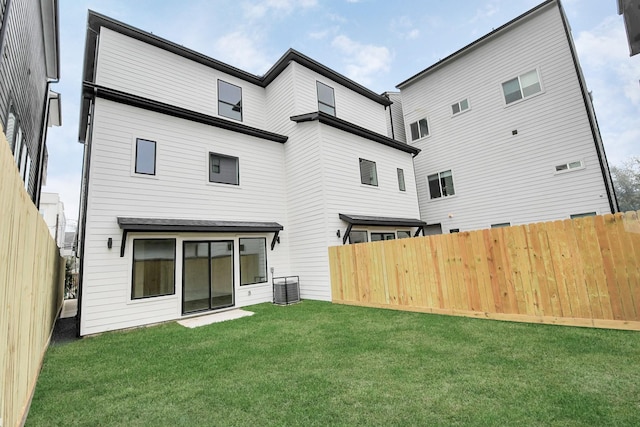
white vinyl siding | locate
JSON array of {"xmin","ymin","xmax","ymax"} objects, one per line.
[
  {"xmin": 400, "ymin": 3, "xmax": 610, "ymax": 232},
  {"xmin": 80, "ymin": 99, "xmax": 290, "ymax": 335},
  {"xmin": 95, "ymin": 28, "xmax": 267, "ymax": 129}
]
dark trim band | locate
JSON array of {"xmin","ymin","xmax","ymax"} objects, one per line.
[
  {"xmin": 339, "ymin": 213, "xmax": 427, "ymax": 244},
  {"xmin": 82, "ymin": 82, "xmax": 288, "ymax": 144},
  {"xmin": 291, "ymin": 111, "xmax": 420, "ymax": 156},
  {"xmin": 117, "ymin": 217, "xmax": 285, "ymax": 256}
]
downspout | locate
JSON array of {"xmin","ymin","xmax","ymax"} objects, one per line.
[
  {"xmin": 34, "ymin": 80, "xmax": 56, "ymax": 207},
  {"xmin": 75, "ymin": 90, "xmax": 95, "ymax": 337},
  {"xmin": 385, "ymin": 94, "xmax": 395, "ymax": 140}
]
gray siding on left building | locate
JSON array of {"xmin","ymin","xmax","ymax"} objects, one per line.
[{"xmin": 0, "ymin": 0, "xmax": 58, "ymax": 203}]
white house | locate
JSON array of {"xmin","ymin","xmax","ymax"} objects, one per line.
[
  {"xmin": 76, "ymin": 12, "xmax": 423, "ymax": 335},
  {"xmin": 396, "ymin": 0, "xmax": 617, "ymax": 233},
  {"xmin": 39, "ymin": 191, "xmax": 66, "ymax": 248}
]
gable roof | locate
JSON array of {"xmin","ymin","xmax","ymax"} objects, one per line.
[
  {"xmin": 83, "ymin": 10, "xmax": 391, "ymax": 106},
  {"xmin": 396, "ymin": 0, "xmax": 556, "ymax": 89}
]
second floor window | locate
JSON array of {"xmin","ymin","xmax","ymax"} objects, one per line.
[
  {"xmin": 135, "ymin": 138, "xmax": 156, "ymax": 175},
  {"xmin": 410, "ymin": 118, "xmax": 429, "ymax": 141},
  {"xmin": 317, "ymin": 81, "xmax": 336, "ymax": 116},
  {"xmin": 218, "ymin": 80, "xmax": 243, "ymax": 121},
  {"xmin": 428, "ymin": 170, "xmax": 455, "ymax": 199},
  {"xmin": 502, "ymin": 69, "xmax": 541, "ymax": 104},
  {"xmin": 359, "ymin": 158, "xmax": 378, "ymax": 186},
  {"xmin": 210, "ymin": 152, "xmax": 239, "ymax": 185}
]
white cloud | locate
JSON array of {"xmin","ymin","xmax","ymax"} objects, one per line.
[
  {"xmin": 574, "ymin": 15, "xmax": 640, "ymax": 165},
  {"xmin": 470, "ymin": 1, "xmax": 500, "ymax": 23},
  {"xmin": 390, "ymin": 16, "xmax": 420, "ymax": 40},
  {"xmin": 331, "ymin": 35, "xmax": 392, "ymax": 86},
  {"xmin": 243, "ymin": 0, "xmax": 318, "ymax": 20},
  {"xmin": 214, "ymin": 31, "xmax": 273, "ymax": 74}
]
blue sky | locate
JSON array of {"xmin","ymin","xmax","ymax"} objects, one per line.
[{"xmin": 44, "ymin": 0, "xmax": 640, "ymax": 225}]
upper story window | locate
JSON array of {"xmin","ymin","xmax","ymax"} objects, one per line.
[
  {"xmin": 427, "ymin": 170, "xmax": 455, "ymax": 199},
  {"xmin": 5, "ymin": 109, "xmax": 17, "ymax": 151},
  {"xmin": 555, "ymin": 160, "xmax": 584, "ymax": 173},
  {"xmin": 218, "ymin": 80, "xmax": 243, "ymax": 121},
  {"xmin": 135, "ymin": 138, "xmax": 156, "ymax": 175},
  {"xmin": 317, "ymin": 81, "xmax": 336, "ymax": 116},
  {"xmin": 397, "ymin": 168, "xmax": 406, "ymax": 191},
  {"xmin": 359, "ymin": 158, "xmax": 378, "ymax": 186},
  {"xmin": 210, "ymin": 152, "xmax": 239, "ymax": 185},
  {"xmin": 502, "ymin": 69, "xmax": 542, "ymax": 104},
  {"xmin": 451, "ymin": 98, "xmax": 469, "ymax": 115},
  {"xmin": 409, "ymin": 118, "xmax": 429, "ymax": 141}
]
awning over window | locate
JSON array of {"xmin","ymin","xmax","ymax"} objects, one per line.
[
  {"xmin": 339, "ymin": 213, "xmax": 427, "ymax": 244},
  {"xmin": 117, "ymin": 217, "xmax": 284, "ymax": 256}
]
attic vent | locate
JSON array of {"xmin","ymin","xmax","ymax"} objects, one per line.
[{"xmin": 273, "ymin": 276, "xmax": 300, "ymax": 305}]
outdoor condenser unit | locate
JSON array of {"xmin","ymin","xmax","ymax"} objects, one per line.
[{"xmin": 272, "ymin": 276, "xmax": 300, "ymax": 305}]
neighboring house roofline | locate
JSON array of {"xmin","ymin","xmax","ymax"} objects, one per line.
[
  {"xmin": 396, "ymin": 0, "xmax": 556, "ymax": 89},
  {"xmin": 81, "ymin": 82, "xmax": 288, "ymax": 144},
  {"xmin": 40, "ymin": 0, "xmax": 60, "ymax": 80},
  {"xmin": 83, "ymin": 10, "xmax": 391, "ymax": 107},
  {"xmin": 290, "ymin": 111, "xmax": 420, "ymax": 156}
]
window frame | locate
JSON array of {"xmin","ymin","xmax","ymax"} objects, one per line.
[
  {"xmin": 554, "ymin": 160, "xmax": 585, "ymax": 174},
  {"xmin": 348, "ymin": 230, "xmax": 369, "ymax": 244},
  {"xmin": 451, "ymin": 98, "xmax": 470, "ymax": 116},
  {"xmin": 427, "ymin": 169, "xmax": 455, "ymax": 200},
  {"xmin": 491, "ymin": 223, "xmax": 511, "ymax": 228},
  {"xmin": 239, "ymin": 237, "xmax": 268, "ymax": 286},
  {"xmin": 397, "ymin": 230, "xmax": 411, "ymax": 239},
  {"xmin": 502, "ymin": 68, "xmax": 543, "ymax": 106},
  {"xmin": 316, "ymin": 81, "xmax": 336, "ymax": 116},
  {"xmin": 134, "ymin": 138, "xmax": 157, "ymax": 176},
  {"xmin": 397, "ymin": 168, "xmax": 406, "ymax": 192},
  {"xmin": 409, "ymin": 118, "xmax": 429, "ymax": 141},
  {"xmin": 209, "ymin": 152, "xmax": 240, "ymax": 185},
  {"xmin": 359, "ymin": 158, "xmax": 378, "ymax": 187},
  {"xmin": 217, "ymin": 79, "xmax": 243, "ymax": 121},
  {"xmin": 371, "ymin": 232, "xmax": 396, "ymax": 242},
  {"xmin": 130, "ymin": 238, "xmax": 177, "ymax": 300},
  {"xmin": 570, "ymin": 212, "xmax": 596, "ymax": 219}
]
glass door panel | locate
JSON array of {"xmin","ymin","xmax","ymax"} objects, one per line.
[
  {"xmin": 210, "ymin": 241, "xmax": 234, "ymax": 309},
  {"xmin": 183, "ymin": 242, "xmax": 210, "ymax": 313}
]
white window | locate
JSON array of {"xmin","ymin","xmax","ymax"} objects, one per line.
[
  {"xmin": 451, "ymin": 98, "xmax": 469, "ymax": 115},
  {"xmin": 397, "ymin": 230, "xmax": 411, "ymax": 239},
  {"xmin": 409, "ymin": 118, "xmax": 429, "ymax": 141},
  {"xmin": 135, "ymin": 138, "xmax": 156, "ymax": 175},
  {"xmin": 502, "ymin": 69, "xmax": 542, "ymax": 104},
  {"xmin": 555, "ymin": 160, "xmax": 584, "ymax": 173},
  {"xmin": 317, "ymin": 81, "xmax": 336, "ymax": 116},
  {"xmin": 23, "ymin": 150, "xmax": 31, "ymax": 191},
  {"xmin": 491, "ymin": 223, "xmax": 510, "ymax": 228},
  {"xmin": 209, "ymin": 153, "xmax": 239, "ymax": 185},
  {"xmin": 218, "ymin": 80, "xmax": 243, "ymax": 121},
  {"xmin": 427, "ymin": 170, "xmax": 455, "ymax": 199},
  {"xmin": 397, "ymin": 168, "xmax": 406, "ymax": 191},
  {"xmin": 371, "ymin": 232, "xmax": 395, "ymax": 242},
  {"xmin": 359, "ymin": 158, "xmax": 378, "ymax": 186},
  {"xmin": 348, "ymin": 230, "xmax": 368, "ymax": 244},
  {"xmin": 240, "ymin": 238, "xmax": 267, "ymax": 285},
  {"xmin": 570, "ymin": 212, "xmax": 596, "ymax": 219},
  {"xmin": 5, "ymin": 109, "xmax": 16, "ymax": 150}
]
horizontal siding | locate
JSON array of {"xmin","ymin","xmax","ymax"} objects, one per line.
[
  {"xmin": 95, "ymin": 28, "xmax": 266, "ymax": 129},
  {"xmin": 291, "ymin": 62, "xmax": 389, "ymax": 136},
  {"xmin": 282, "ymin": 122, "xmax": 330, "ymax": 300},
  {"xmin": 80, "ymin": 99, "xmax": 290, "ymax": 335},
  {"xmin": 399, "ymin": 4, "xmax": 610, "ymax": 232}
]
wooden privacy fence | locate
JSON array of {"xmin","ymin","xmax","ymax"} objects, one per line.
[
  {"xmin": 329, "ymin": 212, "xmax": 640, "ymax": 331},
  {"xmin": 1, "ymin": 129, "xmax": 64, "ymax": 427}
]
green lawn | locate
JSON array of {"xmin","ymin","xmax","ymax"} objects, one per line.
[{"xmin": 27, "ymin": 301, "xmax": 640, "ymax": 426}]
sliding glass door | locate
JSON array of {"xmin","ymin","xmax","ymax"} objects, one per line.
[{"xmin": 183, "ymin": 241, "xmax": 234, "ymax": 314}]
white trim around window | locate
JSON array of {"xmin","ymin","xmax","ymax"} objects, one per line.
[
  {"xmin": 554, "ymin": 160, "xmax": 585, "ymax": 174},
  {"xmin": 501, "ymin": 68, "xmax": 544, "ymax": 106},
  {"xmin": 451, "ymin": 98, "xmax": 470, "ymax": 116},
  {"xmin": 409, "ymin": 117, "xmax": 430, "ymax": 141}
]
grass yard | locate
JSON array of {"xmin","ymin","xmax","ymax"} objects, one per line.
[{"xmin": 27, "ymin": 301, "xmax": 640, "ymax": 426}]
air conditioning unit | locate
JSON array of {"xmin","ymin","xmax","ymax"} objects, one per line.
[{"xmin": 272, "ymin": 276, "xmax": 300, "ymax": 305}]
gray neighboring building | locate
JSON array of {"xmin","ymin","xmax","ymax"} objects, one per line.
[{"xmin": 0, "ymin": 0, "xmax": 61, "ymax": 205}]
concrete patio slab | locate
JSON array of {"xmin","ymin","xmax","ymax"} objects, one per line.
[{"xmin": 177, "ymin": 309, "xmax": 254, "ymax": 328}]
